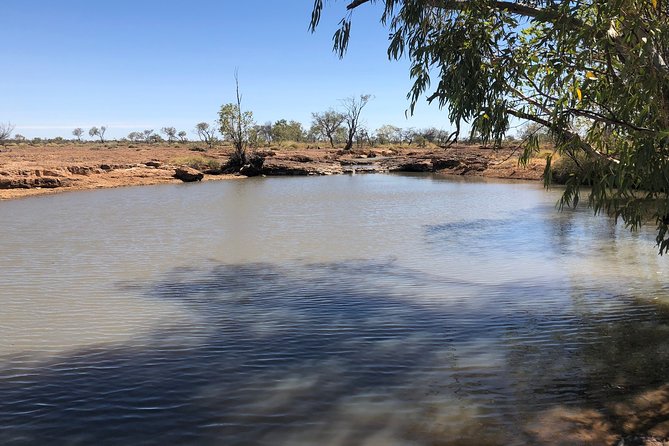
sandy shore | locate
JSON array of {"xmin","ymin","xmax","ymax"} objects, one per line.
[{"xmin": 0, "ymin": 142, "xmax": 547, "ymax": 200}]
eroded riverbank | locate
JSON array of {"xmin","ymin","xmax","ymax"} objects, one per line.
[{"xmin": 0, "ymin": 142, "xmax": 546, "ymax": 200}]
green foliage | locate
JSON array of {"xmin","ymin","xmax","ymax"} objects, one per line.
[
  {"xmin": 127, "ymin": 131, "xmax": 144, "ymax": 142},
  {"xmin": 88, "ymin": 126, "xmax": 106, "ymax": 143},
  {"xmin": 312, "ymin": 0, "xmax": 669, "ymax": 253},
  {"xmin": 518, "ymin": 122, "xmax": 553, "ymax": 145},
  {"xmin": 376, "ymin": 124, "xmax": 402, "ymax": 144},
  {"xmin": 195, "ymin": 122, "xmax": 218, "ymax": 149},
  {"xmin": 72, "ymin": 128, "xmax": 84, "ymax": 141},
  {"xmin": 272, "ymin": 119, "xmax": 305, "ymax": 143},
  {"xmin": 218, "ymin": 73, "xmax": 254, "ymax": 167},
  {"xmin": 218, "ymin": 103, "xmax": 254, "ymax": 165},
  {"xmin": 311, "ymin": 110, "xmax": 346, "ymax": 148},
  {"xmin": 550, "ymin": 152, "xmax": 596, "ymax": 185},
  {"xmin": 161, "ymin": 127, "xmax": 177, "ymax": 143}
]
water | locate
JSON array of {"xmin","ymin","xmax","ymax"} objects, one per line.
[{"xmin": 1, "ymin": 174, "xmax": 668, "ymax": 445}]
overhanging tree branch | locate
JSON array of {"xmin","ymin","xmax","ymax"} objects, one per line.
[
  {"xmin": 345, "ymin": 0, "xmax": 576, "ymax": 22},
  {"xmin": 506, "ymin": 108, "xmax": 620, "ymax": 164}
]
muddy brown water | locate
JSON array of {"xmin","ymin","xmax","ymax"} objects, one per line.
[{"xmin": 1, "ymin": 174, "xmax": 668, "ymax": 445}]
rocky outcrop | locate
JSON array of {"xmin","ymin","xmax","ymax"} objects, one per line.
[
  {"xmin": 392, "ymin": 159, "xmax": 434, "ymax": 172},
  {"xmin": 99, "ymin": 163, "xmax": 135, "ymax": 171},
  {"xmin": 431, "ymin": 158, "xmax": 462, "ymax": 170},
  {"xmin": 174, "ymin": 166, "xmax": 204, "ymax": 182},
  {"xmin": 67, "ymin": 166, "xmax": 98, "ymax": 175},
  {"xmin": 238, "ymin": 154, "xmax": 265, "ymax": 177},
  {"xmin": 239, "ymin": 163, "xmax": 262, "ymax": 177},
  {"xmin": 377, "ymin": 152, "xmax": 491, "ymax": 175},
  {"xmin": 0, "ymin": 177, "xmax": 68, "ymax": 189},
  {"xmin": 260, "ymin": 158, "xmax": 343, "ymax": 176}
]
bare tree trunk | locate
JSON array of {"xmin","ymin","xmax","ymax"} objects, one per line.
[{"xmin": 234, "ymin": 71, "xmax": 247, "ymax": 165}]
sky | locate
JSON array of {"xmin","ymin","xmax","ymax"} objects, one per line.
[{"xmin": 2, "ymin": 0, "xmax": 459, "ymax": 139}]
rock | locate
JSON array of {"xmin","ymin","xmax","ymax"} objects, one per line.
[
  {"xmin": 99, "ymin": 163, "xmax": 134, "ymax": 171},
  {"xmin": 255, "ymin": 149, "xmax": 277, "ymax": 157},
  {"xmin": 144, "ymin": 161, "xmax": 161, "ymax": 168},
  {"xmin": 0, "ymin": 177, "xmax": 67, "ymax": 189},
  {"xmin": 432, "ymin": 158, "xmax": 462, "ymax": 170},
  {"xmin": 67, "ymin": 166, "xmax": 95, "ymax": 175},
  {"xmin": 394, "ymin": 159, "xmax": 434, "ymax": 172},
  {"xmin": 289, "ymin": 154, "xmax": 313, "ymax": 163},
  {"xmin": 239, "ymin": 163, "xmax": 262, "ymax": 177},
  {"xmin": 342, "ymin": 165, "xmax": 381, "ymax": 174},
  {"xmin": 237, "ymin": 154, "xmax": 265, "ymax": 177},
  {"xmin": 618, "ymin": 435, "xmax": 669, "ymax": 446},
  {"xmin": 261, "ymin": 158, "xmax": 343, "ymax": 176},
  {"xmin": 202, "ymin": 167, "xmax": 223, "ymax": 175},
  {"xmin": 33, "ymin": 177, "xmax": 65, "ymax": 188},
  {"xmin": 174, "ymin": 166, "xmax": 204, "ymax": 182}
]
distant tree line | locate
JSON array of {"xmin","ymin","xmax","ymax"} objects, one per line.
[
  {"xmin": 2, "ymin": 92, "xmax": 518, "ymax": 149},
  {"xmin": 2, "ymin": 122, "xmax": 499, "ymax": 148}
]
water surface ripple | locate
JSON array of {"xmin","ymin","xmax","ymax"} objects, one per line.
[{"xmin": 1, "ymin": 174, "xmax": 668, "ymax": 445}]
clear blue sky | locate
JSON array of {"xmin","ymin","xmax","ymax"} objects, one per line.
[{"xmin": 3, "ymin": 0, "xmax": 457, "ymax": 139}]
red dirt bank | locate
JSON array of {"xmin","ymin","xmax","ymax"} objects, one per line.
[{"xmin": 0, "ymin": 142, "xmax": 546, "ymax": 200}]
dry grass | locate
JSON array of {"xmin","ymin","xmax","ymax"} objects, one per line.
[{"xmin": 170, "ymin": 155, "xmax": 221, "ymax": 171}]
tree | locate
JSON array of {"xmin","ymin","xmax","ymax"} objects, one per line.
[
  {"xmin": 161, "ymin": 126, "xmax": 177, "ymax": 143},
  {"xmin": 355, "ymin": 126, "xmax": 372, "ymax": 148},
  {"xmin": 271, "ymin": 119, "xmax": 305, "ymax": 142},
  {"xmin": 258, "ymin": 122, "xmax": 273, "ymax": 144},
  {"xmin": 341, "ymin": 94, "xmax": 372, "ymax": 150},
  {"xmin": 218, "ymin": 74, "xmax": 255, "ymax": 166},
  {"xmin": 195, "ymin": 122, "xmax": 217, "ymax": 149},
  {"xmin": 143, "ymin": 129, "xmax": 154, "ymax": 143},
  {"xmin": 311, "ymin": 1, "xmax": 669, "ymax": 253},
  {"xmin": 127, "ymin": 131, "xmax": 143, "ymax": 142},
  {"xmin": 0, "ymin": 122, "xmax": 15, "ymax": 147},
  {"xmin": 401, "ymin": 127, "xmax": 417, "ymax": 146},
  {"xmin": 311, "ymin": 109, "xmax": 345, "ymax": 148},
  {"xmin": 89, "ymin": 126, "xmax": 106, "ymax": 143},
  {"xmin": 72, "ymin": 128, "xmax": 84, "ymax": 142},
  {"xmin": 178, "ymin": 131, "xmax": 188, "ymax": 143},
  {"xmin": 148, "ymin": 134, "xmax": 163, "ymax": 144},
  {"xmin": 518, "ymin": 122, "xmax": 553, "ymax": 145},
  {"xmin": 376, "ymin": 124, "xmax": 402, "ymax": 145}
]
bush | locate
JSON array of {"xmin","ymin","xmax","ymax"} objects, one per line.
[{"xmin": 550, "ymin": 152, "xmax": 597, "ymax": 185}]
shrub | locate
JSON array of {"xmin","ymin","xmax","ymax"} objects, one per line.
[{"xmin": 550, "ymin": 152, "xmax": 597, "ymax": 185}]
